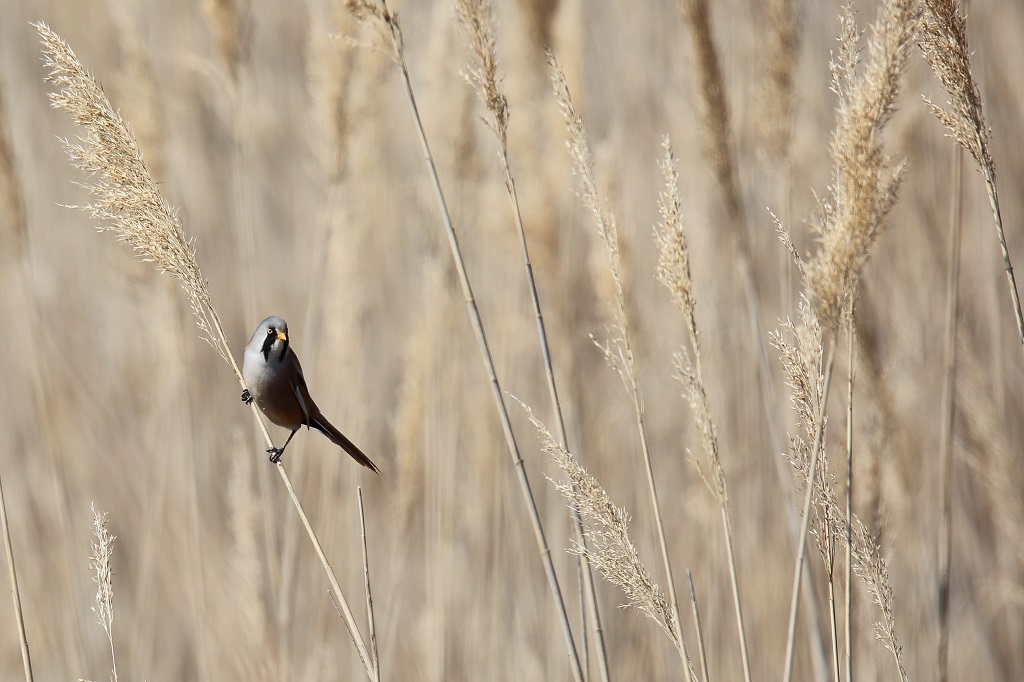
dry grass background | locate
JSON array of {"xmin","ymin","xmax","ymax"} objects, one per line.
[{"xmin": 0, "ymin": 0, "xmax": 1023, "ymax": 679}]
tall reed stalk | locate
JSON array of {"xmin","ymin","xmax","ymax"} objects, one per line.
[
  {"xmin": 452, "ymin": 1, "xmax": 610, "ymax": 678},
  {"xmin": 343, "ymin": 3, "xmax": 585, "ymax": 679}
]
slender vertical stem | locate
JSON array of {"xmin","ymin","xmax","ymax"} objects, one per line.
[
  {"xmin": 827, "ymin": 567, "xmax": 840, "ymax": 682},
  {"xmin": 717, "ymin": 507, "xmax": 751, "ymax": 682},
  {"xmin": 627, "ymin": 377, "xmax": 691, "ymax": 673},
  {"xmin": 783, "ymin": 341, "xmax": 838, "ymax": 681},
  {"xmin": 275, "ymin": 462, "xmax": 373, "ymax": 676},
  {"xmin": 0, "ymin": 470, "xmax": 33, "ymax": 682},
  {"xmin": 938, "ymin": 143, "xmax": 963, "ymax": 682},
  {"xmin": 845, "ymin": 313, "xmax": 855, "ymax": 682}
]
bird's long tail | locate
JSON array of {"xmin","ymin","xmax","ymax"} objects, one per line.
[{"xmin": 310, "ymin": 413, "xmax": 380, "ymax": 474}]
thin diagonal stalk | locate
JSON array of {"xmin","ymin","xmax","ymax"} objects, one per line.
[
  {"xmin": 632, "ymin": 376, "xmax": 686, "ymax": 664},
  {"xmin": 937, "ymin": 143, "xmax": 963, "ymax": 682},
  {"xmin": 503, "ymin": 159, "xmax": 608, "ymax": 682},
  {"xmin": 0, "ymin": 470, "xmax": 32, "ymax": 682},
  {"xmin": 687, "ymin": 571, "xmax": 709, "ymax": 682},
  {"xmin": 978, "ymin": 152, "xmax": 1023, "ymax": 349},
  {"xmin": 358, "ymin": 488, "xmax": 380, "ymax": 682},
  {"xmin": 783, "ymin": 340, "xmax": 838, "ymax": 682},
  {"xmin": 345, "ymin": 6, "xmax": 584, "ymax": 679},
  {"xmin": 396, "ymin": 58, "xmax": 584, "ymax": 682},
  {"xmin": 451, "ymin": 2, "xmax": 609, "ymax": 672}
]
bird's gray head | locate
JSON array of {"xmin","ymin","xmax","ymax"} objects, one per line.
[{"xmin": 253, "ymin": 315, "xmax": 290, "ymax": 363}]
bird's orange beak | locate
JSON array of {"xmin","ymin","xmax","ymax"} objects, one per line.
[{"xmin": 277, "ymin": 331, "xmax": 288, "ymax": 342}]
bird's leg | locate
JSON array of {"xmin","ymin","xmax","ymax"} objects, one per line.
[
  {"xmin": 268, "ymin": 429, "xmax": 298, "ymax": 463},
  {"xmin": 241, "ymin": 389, "xmax": 253, "ymax": 404}
]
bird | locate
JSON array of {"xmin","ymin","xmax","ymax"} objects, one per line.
[{"xmin": 241, "ymin": 315, "xmax": 379, "ymax": 473}]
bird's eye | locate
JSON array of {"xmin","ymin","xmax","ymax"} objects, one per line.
[{"xmin": 267, "ymin": 328, "xmax": 275, "ymax": 335}]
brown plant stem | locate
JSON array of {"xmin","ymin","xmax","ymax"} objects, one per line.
[
  {"xmin": 0, "ymin": 470, "xmax": 32, "ymax": 682},
  {"xmin": 783, "ymin": 340, "xmax": 837, "ymax": 682},
  {"xmin": 937, "ymin": 143, "xmax": 963, "ymax": 682}
]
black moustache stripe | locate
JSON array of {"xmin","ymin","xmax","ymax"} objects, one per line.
[
  {"xmin": 261, "ymin": 332, "xmax": 275, "ymax": 361},
  {"xmin": 279, "ymin": 338, "xmax": 289, "ymax": 362}
]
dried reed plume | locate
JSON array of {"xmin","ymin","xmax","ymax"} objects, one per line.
[
  {"xmin": 453, "ymin": 0, "xmax": 508, "ymax": 147},
  {"xmin": 522, "ymin": 405, "xmax": 678, "ymax": 650},
  {"xmin": 654, "ymin": 135, "xmax": 752, "ymax": 681},
  {"xmin": 88, "ymin": 504, "xmax": 118, "ymax": 682},
  {"xmin": 37, "ymin": 23, "xmax": 227, "ymax": 364},
  {"xmin": 550, "ymin": 52, "xmax": 690, "ymax": 670},
  {"xmin": 918, "ymin": 0, "xmax": 1024, "ymax": 350},
  {"xmin": 804, "ymin": 0, "xmax": 917, "ymax": 331}
]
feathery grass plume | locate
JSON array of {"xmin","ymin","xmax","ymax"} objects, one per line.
[
  {"xmin": 453, "ymin": 0, "xmax": 508, "ymax": 148},
  {"xmin": 345, "ymin": 0, "xmax": 403, "ymax": 65},
  {"xmin": 770, "ymin": 299, "xmax": 842, "ymax": 572},
  {"xmin": 918, "ymin": 0, "xmax": 1024, "ymax": 349},
  {"xmin": 917, "ymin": 0, "xmax": 989, "ymax": 167},
  {"xmin": 88, "ymin": 504, "xmax": 118, "ymax": 682},
  {"xmin": 804, "ymin": 0, "xmax": 917, "ymax": 331},
  {"xmin": 521, "ymin": 404, "xmax": 676, "ymax": 647},
  {"xmin": 37, "ymin": 23, "xmax": 228, "ymax": 365},
  {"xmin": 655, "ymin": 135, "xmax": 752, "ymax": 682},
  {"xmin": 655, "ymin": 137, "xmax": 722, "ymax": 501},
  {"xmin": 550, "ymin": 52, "xmax": 691, "ymax": 671}
]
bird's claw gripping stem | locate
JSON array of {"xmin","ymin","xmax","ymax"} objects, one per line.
[
  {"xmin": 241, "ymin": 389, "xmax": 253, "ymax": 404},
  {"xmin": 267, "ymin": 447, "xmax": 284, "ymax": 464}
]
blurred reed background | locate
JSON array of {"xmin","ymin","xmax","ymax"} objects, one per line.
[{"xmin": 0, "ymin": 0, "xmax": 1022, "ymax": 679}]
